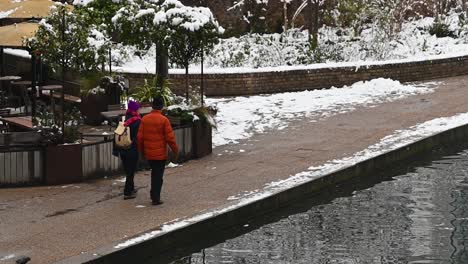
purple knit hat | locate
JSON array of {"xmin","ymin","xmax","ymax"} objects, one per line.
[{"xmin": 127, "ymin": 100, "xmax": 140, "ymax": 112}]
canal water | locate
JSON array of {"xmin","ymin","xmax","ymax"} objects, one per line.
[{"xmin": 170, "ymin": 147, "xmax": 468, "ymax": 264}]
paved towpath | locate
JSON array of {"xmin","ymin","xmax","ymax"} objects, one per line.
[{"xmin": 2, "ymin": 75, "xmax": 468, "ymax": 264}]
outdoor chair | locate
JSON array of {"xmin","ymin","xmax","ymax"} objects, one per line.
[
  {"xmin": 0, "ymin": 133, "xmax": 12, "ymax": 146},
  {"xmin": 0, "ymin": 90, "xmax": 6, "ymax": 108},
  {"xmin": 0, "ymin": 108, "xmax": 11, "ymax": 133},
  {"xmin": 0, "ymin": 108, "xmax": 10, "ymax": 116},
  {"xmin": 20, "ymin": 87, "xmax": 32, "ymax": 114},
  {"xmin": 2, "ymin": 92, "xmax": 21, "ymax": 110}
]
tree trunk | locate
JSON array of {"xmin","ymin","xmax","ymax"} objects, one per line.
[
  {"xmin": 0, "ymin": 47, "xmax": 4, "ymax": 76},
  {"xmin": 31, "ymin": 53, "xmax": 37, "ymax": 123},
  {"xmin": 283, "ymin": 1, "xmax": 288, "ymax": 32},
  {"xmin": 156, "ymin": 42, "xmax": 168, "ymax": 88},
  {"xmin": 185, "ymin": 65, "xmax": 189, "ymax": 102},
  {"xmin": 200, "ymin": 44, "xmax": 204, "ymax": 107},
  {"xmin": 308, "ymin": 0, "xmax": 319, "ymax": 50}
]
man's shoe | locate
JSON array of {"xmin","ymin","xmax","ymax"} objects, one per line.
[
  {"xmin": 152, "ymin": 200, "xmax": 164, "ymax": 205},
  {"xmin": 124, "ymin": 193, "xmax": 137, "ymax": 200}
]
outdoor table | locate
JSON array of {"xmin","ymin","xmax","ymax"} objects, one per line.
[
  {"xmin": 11, "ymin": 80, "xmax": 32, "ymax": 95},
  {"xmin": 101, "ymin": 106, "xmax": 153, "ymax": 122},
  {"xmin": 0, "ymin": 76, "xmax": 21, "ymax": 95},
  {"xmin": 39, "ymin": 85, "xmax": 63, "ymax": 119},
  {"xmin": 11, "ymin": 80, "xmax": 31, "ymax": 85},
  {"xmin": 0, "ymin": 76, "xmax": 21, "ymax": 81},
  {"xmin": 0, "ymin": 115, "xmax": 33, "ymax": 131}
]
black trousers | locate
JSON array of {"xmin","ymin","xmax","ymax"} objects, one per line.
[
  {"xmin": 121, "ymin": 154, "xmax": 138, "ymax": 196},
  {"xmin": 148, "ymin": 160, "xmax": 166, "ymax": 202}
]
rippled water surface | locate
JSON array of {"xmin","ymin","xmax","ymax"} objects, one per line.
[{"xmin": 172, "ymin": 149, "xmax": 468, "ymax": 264}]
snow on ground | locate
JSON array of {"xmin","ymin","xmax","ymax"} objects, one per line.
[
  {"xmin": 0, "ymin": 9, "xmax": 16, "ymax": 19},
  {"xmin": 207, "ymin": 78, "xmax": 436, "ymax": 147},
  {"xmin": 113, "ymin": 111, "xmax": 468, "ymax": 250}
]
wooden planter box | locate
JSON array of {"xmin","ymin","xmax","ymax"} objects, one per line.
[
  {"xmin": 192, "ymin": 119, "xmax": 212, "ymax": 159},
  {"xmin": 45, "ymin": 143, "xmax": 82, "ymax": 185},
  {"xmin": 167, "ymin": 115, "xmax": 182, "ymax": 126},
  {"xmin": 80, "ymin": 94, "xmax": 108, "ymax": 125}
]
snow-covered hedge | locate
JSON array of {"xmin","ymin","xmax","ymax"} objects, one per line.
[{"xmin": 200, "ymin": 11, "xmax": 468, "ymax": 69}]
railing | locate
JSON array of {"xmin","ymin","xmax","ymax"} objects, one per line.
[
  {"xmin": 0, "ymin": 146, "xmax": 44, "ymax": 186},
  {"xmin": 1, "ymin": 124, "xmax": 205, "ymax": 186}
]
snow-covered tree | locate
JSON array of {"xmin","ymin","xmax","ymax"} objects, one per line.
[
  {"xmin": 164, "ymin": 1, "xmax": 224, "ymax": 101},
  {"xmin": 26, "ymin": 3, "xmax": 111, "ymax": 75},
  {"xmin": 113, "ymin": 0, "xmax": 223, "ymax": 99}
]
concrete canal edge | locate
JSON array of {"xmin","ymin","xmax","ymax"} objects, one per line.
[{"xmin": 56, "ymin": 122, "xmax": 468, "ymax": 264}]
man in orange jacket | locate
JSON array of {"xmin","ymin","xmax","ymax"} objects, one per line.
[{"xmin": 137, "ymin": 96, "xmax": 179, "ymax": 205}]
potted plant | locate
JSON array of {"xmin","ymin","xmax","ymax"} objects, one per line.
[
  {"xmin": 132, "ymin": 76, "xmax": 173, "ymax": 104},
  {"xmin": 131, "ymin": 76, "xmax": 189, "ymax": 126},
  {"xmin": 36, "ymin": 105, "xmax": 84, "ymax": 185},
  {"xmin": 191, "ymin": 106, "xmax": 216, "ymax": 158},
  {"xmin": 80, "ymin": 74, "xmax": 110, "ymax": 125}
]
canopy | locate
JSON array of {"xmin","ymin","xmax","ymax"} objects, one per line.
[
  {"xmin": 0, "ymin": 22, "xmax": 38, "ymax": 48},
  {"xmin": 0, "ymin": 0, "xmax": 72, "ymax": 20}
]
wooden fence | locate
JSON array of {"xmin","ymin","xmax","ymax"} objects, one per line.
[
  {"xmin": 173, "ymin": 125, "xmax": 193, "ymax": 161},
  {"xmin": 82, "ymin": 141, "xmax": 121, "ymax": 179},
  {"xmin": 0, "ymin": 147, "xmax": 43, "ymax": 186},
  {"xmin": 0, "ymin": 125, "xmax": 198, "ymax": 186}
]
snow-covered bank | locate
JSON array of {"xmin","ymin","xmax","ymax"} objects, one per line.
[
  {"xmin": 112, "ymin": 50, "xmax": 468, "ymax": 75},
  {"xmin": 113, "ymin": 111, "xmax": 468, "ymax": 250},
  {"xmin": 112, "ymin": 12, "xmax": 468, "ymax": 74},
  {"xmin": 208, "ymin": 78, "xmax": 436, "ymax": 147},
  {"xmin": 8, "ymin": 13, "xmax": 468, "ymax": 75}
]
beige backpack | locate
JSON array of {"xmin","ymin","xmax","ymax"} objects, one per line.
[{"xmin": 114, "ymin": 116, "xmax": 132, "ymax": 149}]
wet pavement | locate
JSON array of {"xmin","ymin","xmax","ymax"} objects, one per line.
[
  {"xmin": 3, "ymin": 75, "xmax": 468, "ymax": 263},
  {"xmin": 180, "ymin": 147, "xmax": 468, "ymax": 264}
]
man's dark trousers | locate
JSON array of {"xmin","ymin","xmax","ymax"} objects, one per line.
[{"xmin": 149, "ymin": 160, "xmax": 166, "ymax": 202}]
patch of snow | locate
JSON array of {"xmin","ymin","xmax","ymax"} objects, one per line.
[
  {"xmin": 72, "ymin": 0, "xmax": 95, "ymax": 6},
  {"xmin": 0, "ymin": 8, "xmax": 16, "ymax": 19},
  {"xmin": 115, "ymin": 177, "xmax": 126, "ymax": 183},
  {"xmin": 4, "ymin": 48, "xmax": 30, "ymax": 58},
  {"xmin": 0, "ymin": 254, "xmax": 16, "ymax": 261},
  {"xmin": 166, "ymin": 162, "xmax": 180, "ymax": 168},
  {"xmin": 207, "ymin": 78, "xmax": 436, "ymax": 147}
]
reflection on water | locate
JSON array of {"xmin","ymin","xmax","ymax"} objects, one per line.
[{"xmin": 174, "ymin": 150, "xmax": 468, "ymax": 264}]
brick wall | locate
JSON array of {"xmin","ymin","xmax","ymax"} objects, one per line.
[
  {"xmin": 124, "ymin": 55, "xmax": 468, "ymax": 97},
  {"xmin": 6, "ymin": 51, "xmax": 468, "ymax": 98}
]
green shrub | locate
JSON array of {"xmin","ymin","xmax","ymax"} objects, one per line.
[
  {"xmin": 429, "ymin": 20, "xmax": 455, "ymax": 38},
  {"xmin": 131, "ymin": 76, "xmax": 174, "ymax": 106}
]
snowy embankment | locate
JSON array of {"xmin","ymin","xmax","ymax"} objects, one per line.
[
  {"xmin": 6, "ymin": 13, "xmax": 468, "ymax": 75},
  {"xmin": 114, "ymin": 111, "xmax": 468, "ymax": 250},
  {"xmin": 208, "ymin": 78, "xmax": 436, "ymax": 147},
  {"xmin": 113, "ymin": 12, "xmax": 468, "ymax": 74}
]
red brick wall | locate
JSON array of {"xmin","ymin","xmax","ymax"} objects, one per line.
[{"xmin": 125, "ymin": 56, "xmax": 468, "ymax": 97}]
